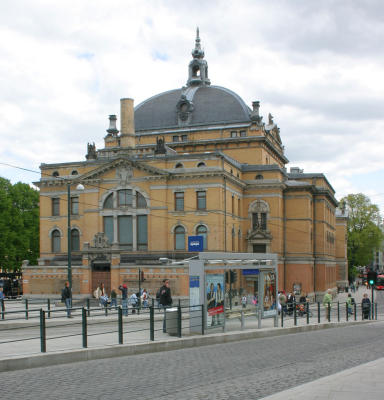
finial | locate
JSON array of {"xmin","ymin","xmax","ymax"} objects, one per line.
[{"xmin": 192, "ymin": 26, "xmax": 204, "ymax": 59}]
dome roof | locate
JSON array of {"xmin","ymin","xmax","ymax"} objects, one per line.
[{"xmin": 134, "ymin": 85, "xmax": 251, "ymax": 132}]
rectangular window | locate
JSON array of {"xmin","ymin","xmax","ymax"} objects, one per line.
[
  {"xmin": 118, "ymin": 216, "xmax": 133, "ymax": 247},
  {"xmin": 230, "ymin": 131, "xmax": 237, "ymax": 138},
  {"xmin": 172, "ymin": 135, "xmax": 179, "ymax": 142},
  {"xmin": 175, "ymin": 192, "xmax": 184, "ymax": 211},
  {"xmin": 118, "ymin": 189, "xmax": 132, "ymax": 206},
  {"xmin": 71, "ymin": 197, "xmax": 79, "ymax": 215},
  {"xmin": 253, "ymin": 244, "xmax": 266, "ymax": 253},
  {"xmin": 252, "ymin": 213, "xmax": 267, "ymax": 230},
  {"xmin": 137, "ymin": 215, "xmax": 148, "ymax": 250},
  {"xmin": 196, "ymin": 191, "xmax": 206, "ymax": 210},
  {"xmin": 103, "ymin": 216, "xmax": 114, "ymax": 244},
  {"xmin": 240, "ymin": 130, "xmax": 247, "ymax": 137},
  {"xmin": 181, "ymin": 135, "xmax": 188, "ymax": 142},
  {"xmin": 238, "ymin": 198, "xmax": 241, "ymax": 216},
  {"xmin": 231, "ymin": 196, "xmax": 234, "ymax": 214},
  {"xmin": 52, "ymin": 198, "xmax": 60, "ymax": 216}
]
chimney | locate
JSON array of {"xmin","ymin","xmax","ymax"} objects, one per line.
[
  {"xmin": 106, "ymin": 115, "xmax": 119, "ymax": 136},
  {"xmin": 120, "ymin": 98, "xmax": 135, "ymax": 147}
]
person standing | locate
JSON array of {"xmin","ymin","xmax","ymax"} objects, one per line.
[
  {"xmin": 362, "ymin": 293, "xmax": 371, "ymax": 320},
  {"xmin": 323, "ymin": 289, "xmax": 332, "ymax": 319},
  {"xmin": 159, "ymin": 279, "xmax": 172, "ymax": 332},
  {"xmin": 110, "ymin": 287, "xmax": 117, "ymax": 310},
  {"xmin": 61, "ymin": 281, "xmax": 72, "ymax": 318},
  {"xmin": 119, "ymin": 284, "xmax": 128, "ymax": 316}
]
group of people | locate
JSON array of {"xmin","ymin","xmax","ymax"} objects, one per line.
[{"xmin": 93, "ymin": 283, "xmax": 150, "ymax": 315}]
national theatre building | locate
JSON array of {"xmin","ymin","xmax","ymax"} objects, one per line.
[{"xmin": 23, "ymin": 31, "xmax": 348, "ymax": 299}]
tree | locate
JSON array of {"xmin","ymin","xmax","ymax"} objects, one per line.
[
  {"xmin": 0, "ymin": 177, "xmax": 39, "ymax": 271},
  {"xmin": 340, "ymin": 193, "xmax": 384, "ymax": 278}
]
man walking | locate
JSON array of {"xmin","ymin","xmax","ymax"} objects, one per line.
[
  {"xmin": 159, "ymin": 279, "xmax": 172, "ymax": 332},
  {"xmin": 61, "ymin": 281, "xmax": 72, "ymax": 318}
]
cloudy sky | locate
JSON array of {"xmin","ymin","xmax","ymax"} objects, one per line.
[{"xmin": 1, "ymin": 0, "xmax": 383, "ymax": 211}]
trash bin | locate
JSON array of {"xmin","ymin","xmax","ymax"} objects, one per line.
[{"xmin": 165, "ymin": 307, "xmax": 178, "ymax": 335}]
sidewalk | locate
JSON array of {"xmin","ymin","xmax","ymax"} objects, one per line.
[{"xmin": 262, "ymin": 356, "xmax": 384, "ymax": 400}]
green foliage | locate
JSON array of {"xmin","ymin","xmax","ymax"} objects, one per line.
[
  {"xmin": 0, "ymin": 177, "xmax": 39, "ymax": 271},
  {"xmin": 340, "ymin": 193, "xmax": 384, "ymax": 273}
]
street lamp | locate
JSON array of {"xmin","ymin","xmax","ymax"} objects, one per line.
[{"xmin": 67, "ymin": 182, "xmax": 84, "ymax": 294}]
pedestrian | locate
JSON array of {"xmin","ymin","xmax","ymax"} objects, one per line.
[
  {"xmin": 362, "ymin": 293, "xmax": 371, "ymax": 320},
  {"xmin": 279, "ymin": 291, "xmax": 287, "ymax": 315},
  {"xmin": 119, "ymin": 284, "xmax": 128, "ymax": 316},
  {"xmin": 130, "ymin": 292, "xmax": 138, "ymax": 313},
  {"xmin": 61, "ymin": 281, "xmax": 72, "ymax": 318},
  {"xmin": 110, "ymin": 287, "xmax": 117, "ymax": 310},
  {"xmin": 141, "ymin": 288, "xmax": 148, "ymax": 308},
  {"xmin": 0, "ymin": 287, "xmax": 4, "ymax": 300},
  {"xmin": 241, "ymin": 294, "xmax": 247, "ymax": 309},
  {"xmin": 346, "ymin": 293, "xmax": 354, "ymax": 315},
  {"xmin": 159, "ymin": 279, "xmax": 172, "ymax": 332},
  {"xmin": 94, "ymin": 283, "xmax": 108, "ymax": 308},
  {"xmin": 323, "ymin": 289, "xmax": 332, "ymax": 318}
]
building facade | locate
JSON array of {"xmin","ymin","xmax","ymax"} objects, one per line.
[{"xmin": 23, "ymin": 30, "xmax": 348, "ymax": 298}]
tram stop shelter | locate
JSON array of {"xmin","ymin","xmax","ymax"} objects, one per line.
[{"xmin": 189, "ymin": 252, "xmax": 278, "ymax": 333}]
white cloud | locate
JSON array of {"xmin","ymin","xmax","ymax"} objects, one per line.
[{"xmin": 0, "ymin": 0, "xmax": 383, "ymax": 213}]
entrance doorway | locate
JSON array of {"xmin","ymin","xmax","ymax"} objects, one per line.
[{"xmin": 91, "ymin": 262, "xmax": 111, "ymax": 295}]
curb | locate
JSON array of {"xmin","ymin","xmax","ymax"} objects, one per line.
[{"xmin": 0, "ymin": 319, "xmax": 375, "ymax": 373}]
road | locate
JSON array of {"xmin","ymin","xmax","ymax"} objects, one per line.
[{"xmin": 1, "ymin": 319, "xmax": 384, "ymax": 400}]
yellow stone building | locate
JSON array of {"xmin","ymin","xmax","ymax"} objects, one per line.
[{"xmin": 23, "ymin": 31, "xmax": 348, "ymax": 299}]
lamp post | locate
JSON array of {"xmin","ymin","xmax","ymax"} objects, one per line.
[{"xmin": 67, "ymin": 183, "xmax": 84, "ymax": 293}]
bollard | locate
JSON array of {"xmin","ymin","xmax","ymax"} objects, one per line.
[
  {"xmin": 293, "ymin": 302, "xmax": 297, "ymax": 326},
  {"xmin": 25, "ymin": 298, "xmax": 29, "ymax": 320},
  {"xmin": 337, "ymin": 301, "xmax": 340, "ymax": 322},
  {"xmin": 257, "ymin": 307, "xmax": 262, "ymax": 329},
  {"xmin": 375, "ymin": 303, "xmax": 377, "ymax": 320},
  {"xmin": 118, "ymin": 306, "xmax": 123, "ymax": 344},
  {"xmin": 40, "ymin": 309, "xmax": 46, "ymax": 353},
  {"xmin": 346, "ymin": 302, "xmax": 349, "ymax": 322},
  {"xmin": 82, "ymin": 307, "xmax": 87, "ymax": 348},
  {"xmin": 354, "ymin": 302, "xmax": 357, "ymax": 321},
  {"xmin": 150, "ymin": 306, "xmax": 154, "ymax": 341},
  {"xmin": 281, "ymin": 307, "xmax": 284, "ymax": 327},
  {"xmin": 47, "ymin": 299, "xmax": 51, "ymax": 319},
  {"xmin": 105, "ymin": 303, "xmax": 108, "ymax": 316},
  {"xmin": 87, "ymin": 298, "xmax": 90, "ymax": 317},
  {"xmin": 1, "ymin": 299, "xmax": 4, "ymax": 320},
  {"xmin": 201, "ymin": 304, "xmax": 205, "ymax": 335},
  {"xmin": 317, "ymin": 302, "xmax": 320, "ymax": 323},
  {"xmin": 241, "ymin": 310, "xmax": 244, "ymax": 330},
  {"xmin": 177, "ymin": 305, "xmax": 182, "ymax": 338},
  {"xmin": 327, "ymin": 303, "xmax": 331, "ymax": 322},
  {"xmin": 306, "ymin": 302, "xmax": 310, "ymax": 324}
]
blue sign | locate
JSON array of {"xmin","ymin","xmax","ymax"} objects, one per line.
[
  {"xmin": 188, "ymin": 235, "xmax": 204, "ymax": 252},
  {"xmin": 242, "ymin": 269, "xmax": 260, "ymax": 275}
]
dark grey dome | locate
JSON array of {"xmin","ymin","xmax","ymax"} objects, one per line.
[{"xmin": 134, "ymin": 85, "xmax": 251, "ymax": 132}]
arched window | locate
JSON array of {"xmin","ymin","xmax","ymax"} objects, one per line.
[
  {"xmin": 197, "ymin": 162, "xmax": 206, "ymax": 168},
  {"xmin": 71, "ymin": 229, "xmax": 80, "ymax": 251},
  {"xmin": 196, "ymin": 225, "xmax": 207, "ymax": 250},
  {"xmin": 51, "ymin": 229, "xmax": 61, "ymax": 252},
  {"xmin": 136, "ymin": 192, "xmax": 147, "ymax": 208},
  {"xmin": 175, "ymin": 225, "xmax": 186, "ymax": 250},
  {"xmin": 175, "ymin": 163, "xmax": 184, "ymax": 169},
  {"xmin": 52, "ymin": 171, "xmax": 59, "ymax": 177},
  {"xmin": 103, "ymin": 193, "xmax": 113, "ymax": 209},
  {"xmin": 71, "ymin": 170, "xmax": 78, "ymax": 175},
  {"xmin": 255, "ymin": 174, "xmax": 264, "ymax": 180}
]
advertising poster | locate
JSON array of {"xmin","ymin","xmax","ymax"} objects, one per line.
[
  {"xmin": 189, "ymin": 276, "xmax": 200, "ymax": 307},
  {"xmin": 263, "ymin": 271, "xmax": 277, "ymax": 317},
  {"xmin": 206, "ymin": 274, "xmax": 225, "ymax": 327}
]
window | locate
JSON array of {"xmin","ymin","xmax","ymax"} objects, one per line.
[
  {"xmin": 136, "ymin": 192, "xmax": 147, "ymax": 208},
  {"xmin": 52, "ymin": 198, "xmax": 60, "ymax": 216},
  {"xmin": 181, "ymin": 135, "xmax": 188, "ymax": 142},
  {"xmin": 172, "ymin": 135, "xmax": 179, "ymax": 142},
  {"xmin": 196, "ymin": 225, "xmax": 207, "ymax": 250},
  {"xmin": 255, "ymin": 174, "xmax": 264, "ymax": 180},
  {"xmin": 253, "ymin": 244, "xmax": 266, "ymax": 253},
  {"xmin": 197, "ymin": 162, "xmax": 206, "ymax": 168},
  {"xmin": 175, "ymin": 192, "xmax": 184, "ymax": 211},
  {"xmin": 71, "ymin": 170, "xmax": 78, "ymax": 175},
  {"xmin": 240, "ymin": 130, "xmax": 247, "ymax": 137},
  {"xmin": 137, "ymin": 215, "xmax": 148, "ymax": 250},
  {"xmin": 175, "ymin": 226, "xmax": 185, "ymax": 250},
  {"xmin": 51, "ymin": 229, "xmax": 61, "ymax": 252},
  {"xmin": 118, "ymin": 216, "xmax": 133, "ymax": 247},
  {"xmin": 197, "ymin": 191, "xmax": 206, "ymax": 210},
  {"xmin": 231, "ymin": 196, "xmax": 234, "ymax": 214},
  {"xmin": 70, "ymin": 197, "xmax": 79, "ymax": 215},
  {"xmin": 103, "ymin": 193, "xmax": 113, "ymax": 209},
  {"xmin": 252, "ymin": 213, "xmax": 267, "ymax": 230},
  {"xmin": 103, "ymin": 216, "xmax": 114, "ymax": 244},
  {"xmin": 175, "ymin": 163, "xmax": 183, "ymax": 168},
  {"xmin": 238, "ymin": 198, "xmax": 241, "ymax": 216},
  {"xmin": 118, "ymin": 189, "xmax": 132, "ymax": 207},
  {"xmin": 71, "ymin": 229, "xmax": 80, "ymax": 251},
  {"xmin": 230, "ymin": 131, "xmax": 237, "ymax": 138},
  {"xmin": 52, "ymin": 171, "xmax": 59, "ymax": 177}
]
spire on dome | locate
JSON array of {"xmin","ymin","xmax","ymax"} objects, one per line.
[{"xmin": 186, "ymin": 28, "xmax": 210, "ymax": 87}]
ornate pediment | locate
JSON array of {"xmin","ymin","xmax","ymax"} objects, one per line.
[
  {"xmin": 246, "ymin": 228, "xmax": 272, "ymax": 241},
  {"xmin": 91, "ymin": 232, "xmax": 111, "ymax": 248}
]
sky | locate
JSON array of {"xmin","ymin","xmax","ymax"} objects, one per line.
[{"xmin": 1, "ymin": 0, "xmax": 384, "ymax": 212}]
